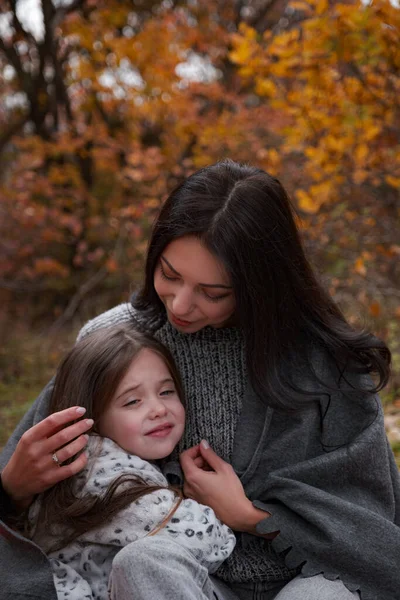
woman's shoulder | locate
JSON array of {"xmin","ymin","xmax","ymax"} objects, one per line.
[
  {"xmin": 76, "ymin": 303, "xmax": 138, "ymax": 342},
  {"xmin": 76, "ymin": 302, "xmax": 165, "ymax": 342},
  {"xmin": 307, "ymin": 339, "xmax": 376, "ymax": 394},
  {"xmin": 301, "ymin": 338, "xmax": 383, "ymax": 438},
  {"xmin": 291, "ymin": 335, "xmax": 371, "ymax": 390}
]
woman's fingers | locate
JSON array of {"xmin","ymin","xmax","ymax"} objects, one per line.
[
  {"xmin": 46, "ymin": 449, "xmax": 89, "ymax": 488},
  {"xmin": 193, "ymin": 456, "xmax": 207, "ymax": 469},
  {"xmin": 180, "ymin": 442, "xmax": 261, "ymax": 530},
  {"xmin": 22, "ymin": 406, "xmax": 87, "ymax": 443},
  {"xmin": 43, "ymin": 418, "xmax": 94, "ymax": 455},
  {"xmin": 1, "ymin": 407, "xmax": 92, "ymax": 509},
  {"xmin": 180, "ymin": 448, "xmax": 199, "ymax": 478},
  {"xmin": 180, "ymin": 444, "xmax": 201, "ymax": 460},
  {"xmin": 181, "ymin": 441, "xmax": 225, "ymax": 478},
  {"xmin": 198, "ymin": 440, "xmax": 227, "ymax": 471},
  {"xmin": 51, "ymin": 433, "xmax": 89, "ymax": 465}
]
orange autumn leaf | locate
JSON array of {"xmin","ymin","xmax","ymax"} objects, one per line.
[
  {"xmin": 105, "ymin": 258, "xmax": 119, "ymax": 273},
  {"xmin": 354, "ymin": 258, "xmax": 366, "ymax": 277},
  {"xmin": 368, "ymin": 302, "xmax": 381, "ymax": 318}
]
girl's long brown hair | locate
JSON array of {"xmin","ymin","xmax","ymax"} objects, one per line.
[{"xmin": 28, "ymin": 325, "xmax": 184, "ymax": 551}]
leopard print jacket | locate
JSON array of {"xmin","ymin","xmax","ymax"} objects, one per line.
[{"xmin": 29, "ymin": 436, "xmax": 236, "ymax": 600}]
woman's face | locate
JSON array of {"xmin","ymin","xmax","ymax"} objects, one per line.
[{"xmin": 154, "ymin": 236, "xmax": 236, "ymax": 333}]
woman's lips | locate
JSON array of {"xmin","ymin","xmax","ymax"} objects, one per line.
[{"xmin": 170, "ymin": 313, "xmax": 192, "ymax": 327}]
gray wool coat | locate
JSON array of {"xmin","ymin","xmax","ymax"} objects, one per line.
[{"xmin": 1, "ymin": 304, "xmax": 400, "ymax": 600}]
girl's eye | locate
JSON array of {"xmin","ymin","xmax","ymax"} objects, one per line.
[
  {"xmin": 160, "ymin": 264, "xmax": 178, "ymax": 282},
  {"xmin": 124, "ymin": 398, "xmax": 140, "ymax": 407},
  {"xmin": 160, "ymin": 389, "xmax": 175, "ymax": 397}
]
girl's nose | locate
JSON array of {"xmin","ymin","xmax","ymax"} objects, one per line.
[
  {"xmin": 171, "ymin": 287, "xmax": 193, "ymax": 317},
  {"xmin": 149, "ymin": 399, "xmax": 168, "ymax": 419}
]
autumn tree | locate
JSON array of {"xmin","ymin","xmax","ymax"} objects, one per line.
[
  {"xmin": 231, "ymin": 0, "xmax": 400, "ymax": 324},
  {"xmin": 1, "ymin": 0, "xmax": 399, "ymax": 339},
  {"xmin": 0, "ymin": 0, "xmax": 285, "ymax": 322}
]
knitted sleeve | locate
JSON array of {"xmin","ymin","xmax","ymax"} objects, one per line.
[{"xmin": 76, "ymin": 302, "xmax": 136, "ymax": 341}]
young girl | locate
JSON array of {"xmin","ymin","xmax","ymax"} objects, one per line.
[{"xmin": 27, "ymin": 324, "xmax": 236, "ymax": 600}]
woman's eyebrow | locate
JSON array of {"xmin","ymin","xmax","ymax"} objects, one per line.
[{"xmin": 160, "ymin": 255, "xmax": 233, "ymax": 289}]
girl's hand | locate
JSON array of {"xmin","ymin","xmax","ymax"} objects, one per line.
[
  {"xmin": 180, "ymin": 440, "xmax": 271, "ymax": 533},
  {"xmin": 1, "ymin": 407, "xmax": 92, "ymax": 510}
]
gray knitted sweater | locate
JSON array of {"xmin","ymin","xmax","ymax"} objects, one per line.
[{"xmin": 1, "ymin": 302, "xmax": 400, "ymax": 600}]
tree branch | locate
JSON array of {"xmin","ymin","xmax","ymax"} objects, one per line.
[
  {"xmin": 46, "ymin": 266, "xmax": 108, "ymax": 337},
  {"xmin": 0, "ymin": 36, "xmax": 27, "ymax": 87},
  {"xmin": 46, "ymin": 226, "xmax": 128, "ymax": 337}
]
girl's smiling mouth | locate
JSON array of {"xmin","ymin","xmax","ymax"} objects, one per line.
[{"xmin": 145, "ymin": 423, "xmax": 174, "ymax": 437}]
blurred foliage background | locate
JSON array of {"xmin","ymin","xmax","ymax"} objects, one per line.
[{"xmin": 0, "ymin": 0, "xmax": 399, "ymax": 462}]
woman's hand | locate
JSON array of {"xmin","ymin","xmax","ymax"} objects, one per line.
[
  {"xmin": 180, "ymin": 440, "xmax": 271, "ymax": 533},
  {"xmin": 1, "ymin": 407, "xmax": 92, "ymax": 510}
]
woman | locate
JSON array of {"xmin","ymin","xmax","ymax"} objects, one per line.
[{"xmin": 1, "ymin": 159, "xmax": 399, "ymax": 600}]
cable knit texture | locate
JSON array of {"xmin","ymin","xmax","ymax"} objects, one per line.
[{"xmin": 154, "ymin": 319, "xmax": 245, "ymax": 462}]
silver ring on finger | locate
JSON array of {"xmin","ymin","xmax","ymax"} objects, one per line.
[{"xmin": 52, "ymin": 452, "xmax": 62, "ymax": 467}]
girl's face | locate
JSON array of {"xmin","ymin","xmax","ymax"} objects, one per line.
[
  {"xmin": 98, "ymin": 348, "xmax": 185, "ymax": 460},
  {"xmin": 154, "ymin": 236, "xmax": 236, "ymax": 333}
]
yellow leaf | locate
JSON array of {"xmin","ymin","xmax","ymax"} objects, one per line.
[
  {"xmin": 288, "ymin": 1, "xmax": 313, "ymax": 14},
  {"xmin": 296, "ymin": 189, "xmax": 320, "ymax": 214},
  {"xmin": 363, "ymin": 125, "xmax": 381, "ymax": 142},
  {"xmin": 255, "ymin": 79, "xmax": 276, "ymax": 97},
  {"xmin": 238, "ymin": 23, "xmax": 258, "ymax": 40},
  {"xmin": 354, "ymin": 258, "xmax": 366, "ymax": 276},
  {"xmin": 315, "ymin": 0, "xmax": 328, "ymax": 15},
  {"xmin": 353, "ymin": 170, "xmax": 368, "ymax": 185},
  {"xmin": 355, "ymin": 144, "xmax": 368, "ymax": 165},
  {"xmin": 385, "ymin": 175, "xmax": 400, "ymax": 188}
]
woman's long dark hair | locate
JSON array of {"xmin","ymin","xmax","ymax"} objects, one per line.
[
  {"xmin": 28, "ymin": 325, "xmax": 184, "ymax": 550},
  {"xmin": 134, "ymin": 159, "xmax": 390, "ymax": 410}
]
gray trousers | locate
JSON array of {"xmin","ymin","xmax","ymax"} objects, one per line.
[{"xmin": 109, "ymin": 537, "xmax": 360, "ymax": 600}]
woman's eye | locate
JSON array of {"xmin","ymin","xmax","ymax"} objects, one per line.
[
  {"xmin": 160, "ymin": 264, "xmax": 178, "ymax": 282},
  {"xmin": 203, "ymin": 291, "xmax": 230, "ymax": 302}
]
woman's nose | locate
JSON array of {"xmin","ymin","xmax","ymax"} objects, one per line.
[{"xmin": 171, "ymin": 287, "xmax": 193, "ymax": 316}]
